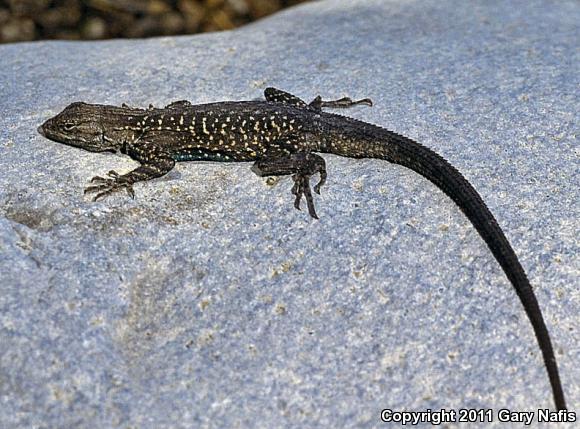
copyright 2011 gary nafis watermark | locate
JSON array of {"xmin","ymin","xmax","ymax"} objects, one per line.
[{"xmin": 380, "ymin": 408, "xmax": 576, "ymax": 425}]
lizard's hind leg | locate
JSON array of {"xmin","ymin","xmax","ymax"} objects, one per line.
[
  {"xmin": 264, "ymin": 87, "xmax": 308, "ymax": 107},
  {"xmin": 264, "ymin": 87, "xmax": 373, "ymax": 111},
  {"xmin": 309, "ymin": 95, "xmax": 373, "ymax": 110},
  {"xmin": 251, "ymin": 148, "xmax": 327, "ymax": 219}
]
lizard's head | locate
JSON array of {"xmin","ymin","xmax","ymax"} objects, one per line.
[{"xmin": 38, "ymin": 102, "xmax": 120, "ymax": 152}]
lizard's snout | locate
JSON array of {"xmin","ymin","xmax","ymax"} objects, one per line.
[{"xmin": 38, "ymin": 117, "xmax": 52, "ymax": 137}]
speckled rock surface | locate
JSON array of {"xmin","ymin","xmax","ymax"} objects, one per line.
[{"xmin": 0, "ymin": 0, "xmax": 578, "ymax": 427}]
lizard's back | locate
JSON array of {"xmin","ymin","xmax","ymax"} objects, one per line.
[{"xmin": 139, "ymin": 101, "xmax": 315, "ymax": 161}]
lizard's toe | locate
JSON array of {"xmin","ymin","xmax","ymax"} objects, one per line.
[
  {"xmin": 84, "ymin": 182, "xmax": 111, "ymax": 194},
  {"xmin": 84, "ymin": 174, "xmax": 134, "ymax": 201},
  {"xmin": 291, "ymin": 173, "xmax": 319, "ymax": 219},
  {"xmin": 89, "ymin": 175, "xmax": 109, "ymax": 184},
  {"xmin": 92, "ymin": 188, "xmax": 115, "ymax": 201},
  {"xmin": 313, "ymin": 175, "xmax": 326, "ymax": 195},
  {"xmin": 126, "ymin": 184, "xmax": 135, "ymax": 199}
]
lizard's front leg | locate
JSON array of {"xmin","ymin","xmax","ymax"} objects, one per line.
[
  {"xmin": 251, "ymin": 146, "xmax": 327, "ymax": 219},
  {"xmin": 84, "ymin": 141, "xmax": 175, "ymax": 201}
]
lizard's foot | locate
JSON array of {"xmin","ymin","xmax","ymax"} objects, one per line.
[
  {"xmin": 292, "ymin": 153, "xmax": 326, "ymax": 218},
  {"xmin": 309, "ymin": 95, "xmax": 373, "ymax": 110},
  {"xmin": 291, "ymin": 171, "xmax": 319, "ymax": 219},
  {"xmin": 84, "ymin": 170, "xmax": 135, "ymax": 201},
  {"xmin": 252, "ymin": 151, "xmax": 326, "ymax": 219}
]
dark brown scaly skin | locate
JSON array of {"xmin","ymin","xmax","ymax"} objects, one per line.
[{"xmin": 38, "ymin": 88, "xmax": 566, "ymax": 410}]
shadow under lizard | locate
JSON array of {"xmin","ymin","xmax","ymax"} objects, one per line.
[{"xmin": 38, "ymin": 87, "xmax": 567, "ymax": 410}]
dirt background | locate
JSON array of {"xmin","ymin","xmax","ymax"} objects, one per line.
[{"xmin": 0, "ymin": 0, "xmax": 310, "ymax": 43}]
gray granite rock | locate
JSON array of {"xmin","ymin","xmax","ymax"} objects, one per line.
[{"xmin": 0, "ymin": 0, "xmax": 578, "ymax": 427}]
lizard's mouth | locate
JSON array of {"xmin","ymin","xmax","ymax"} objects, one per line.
[
  {"xmin": 38, "ymin": 118, "xmax": 66, "ymax": 143},
  {"xmin": 37, "ymin": 120, "xmax": 80, "ymax": 146}
]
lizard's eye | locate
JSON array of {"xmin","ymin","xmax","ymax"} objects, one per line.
[{"xmin": 63, "ymin": 123, "xmax": 75, "ymax": 131}]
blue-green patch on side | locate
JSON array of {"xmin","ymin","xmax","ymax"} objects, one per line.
[{"xmin": 173, "ymin": 149, "xmax": 235, "ymax": 162}]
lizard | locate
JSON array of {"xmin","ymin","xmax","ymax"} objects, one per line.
[{"xmin": 37, "ymin": 87, "xmax": 566, "ymax": 410}]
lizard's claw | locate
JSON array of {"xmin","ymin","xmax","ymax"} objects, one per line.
[
  {"xmin": 292, "ymin": 173, "xmax": 319, "ymax": 219},
  {"xmin": 292, "ymin": 152, "xmax": 326, "ymax": 218},
  {"xmin": 313, "ymin": 169, "xmax": 327, "ymax": 195},
  {"xmin": 84, "ymin": 170, "xmax": 135, "ymax": 201}
]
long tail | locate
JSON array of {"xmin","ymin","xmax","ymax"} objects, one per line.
[{"xmin": 326, "ymin": 124, "xmax": 566, "ymax": 409}]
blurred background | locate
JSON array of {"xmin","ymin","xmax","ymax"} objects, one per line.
[{"xmin": 0, "ymin": 0, "xmax": 311, "ymax": 43}]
